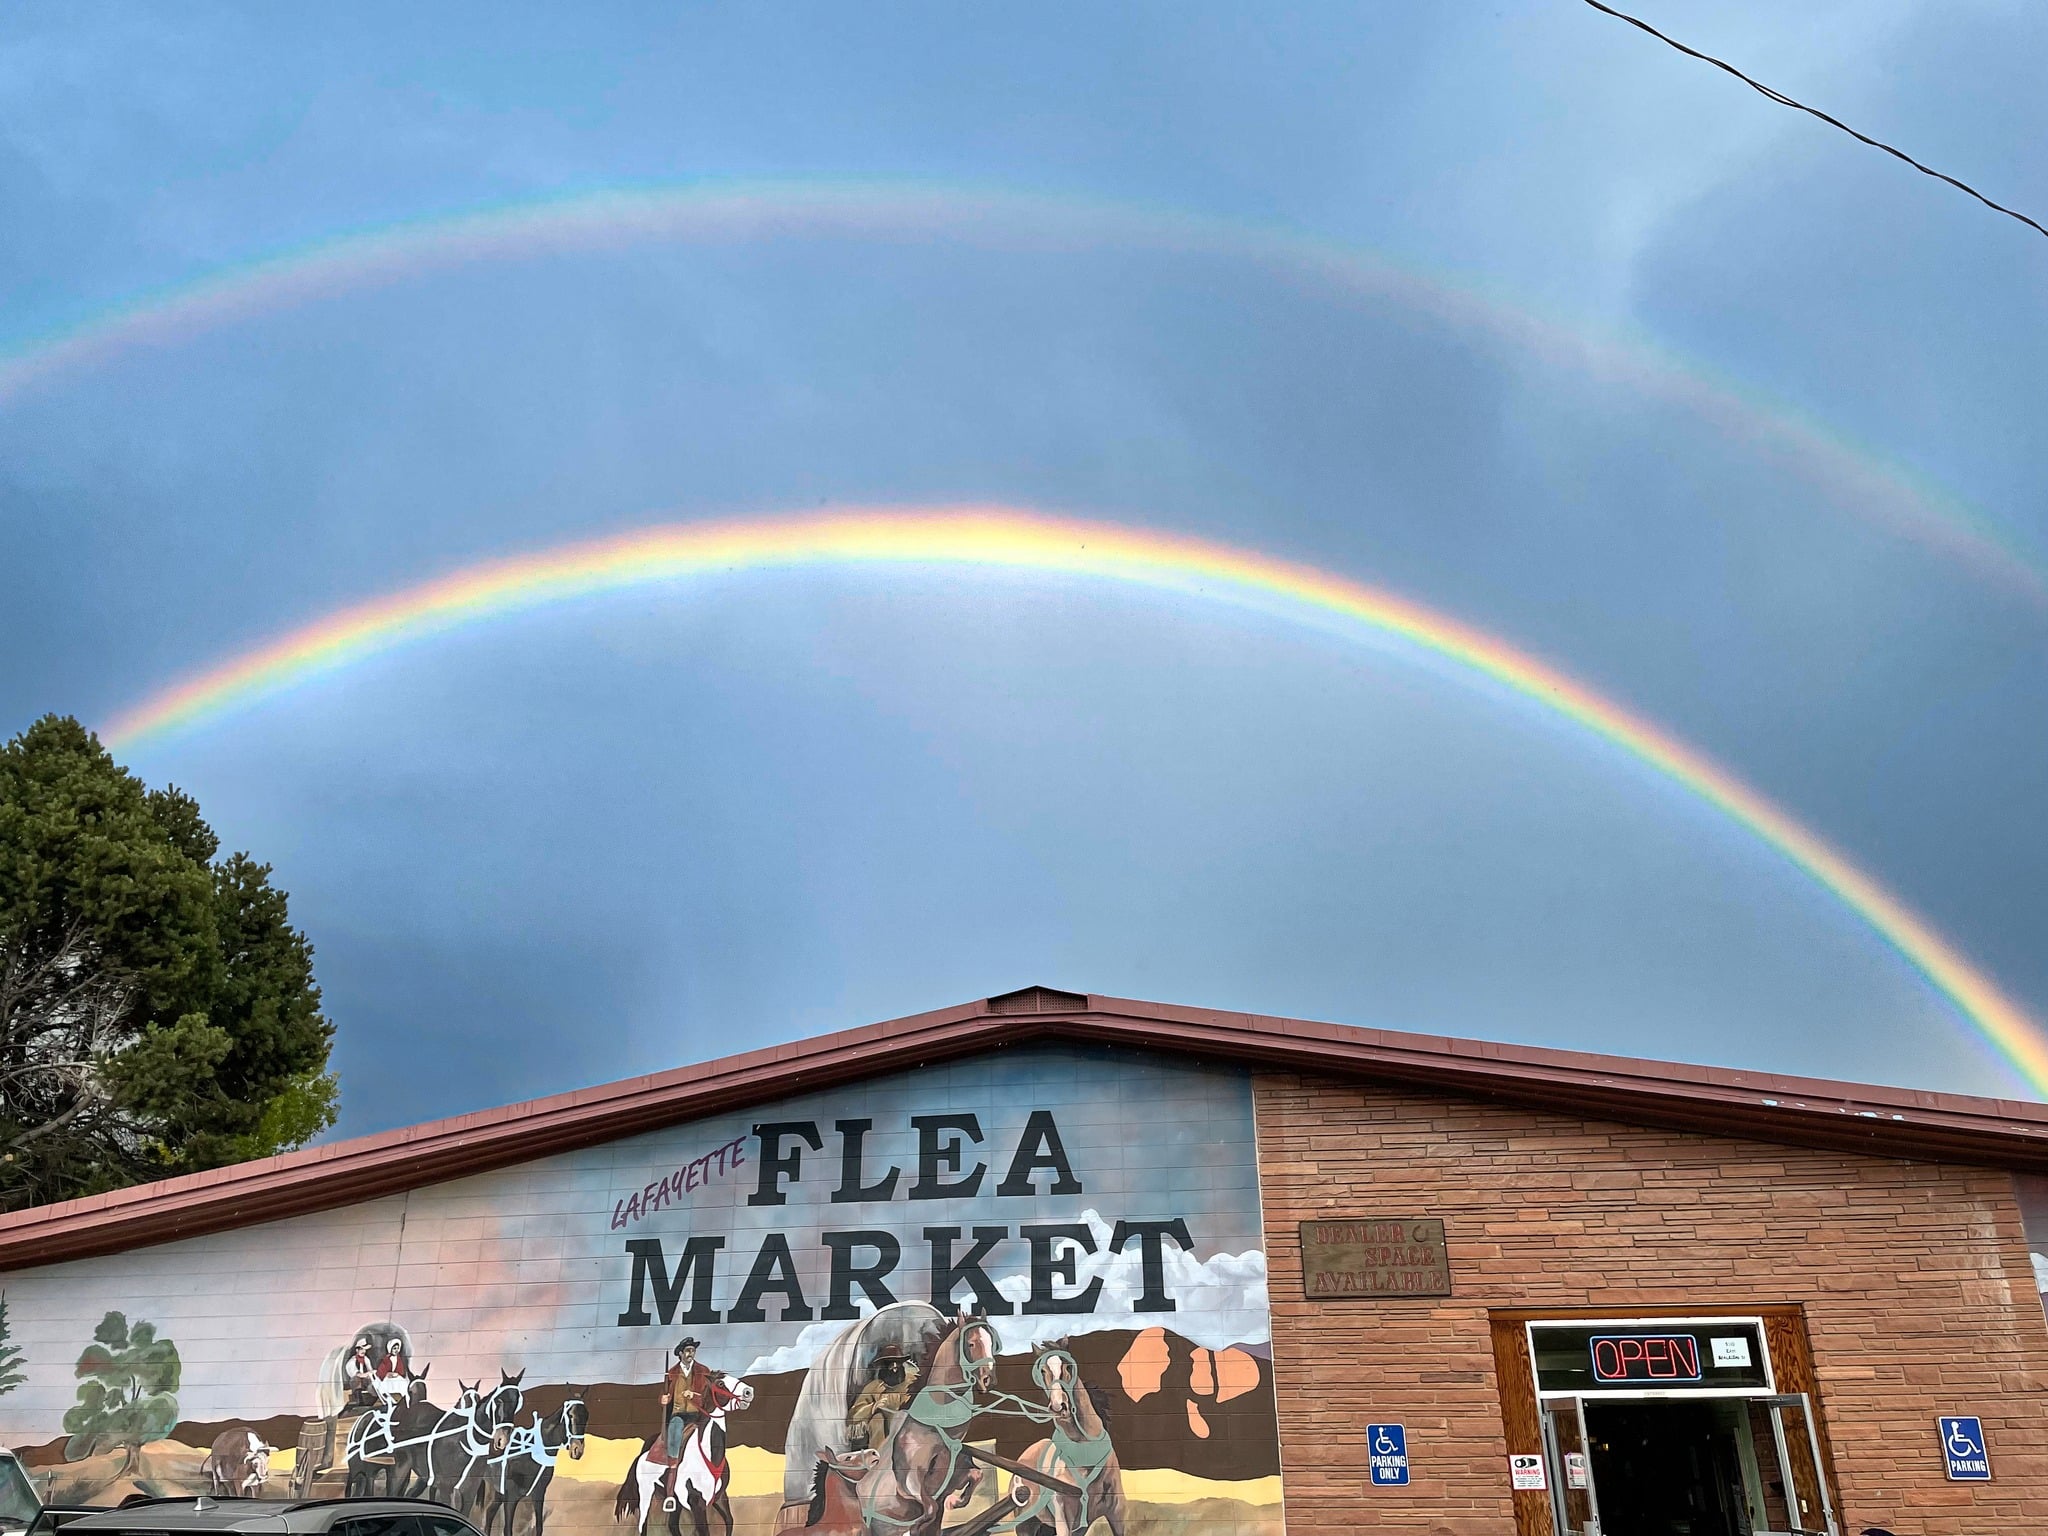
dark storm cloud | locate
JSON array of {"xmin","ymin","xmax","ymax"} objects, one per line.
[{"xmin": 2, "ymin": 0, "xmax": 2043, "ymax": 1127}]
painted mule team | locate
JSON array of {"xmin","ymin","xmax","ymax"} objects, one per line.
[
  {"xmin": 341, "ymin": 1368, "xmax": 589, "ymax": 1536},
  {"xmin": 331, "ymin": 1308, "xmax": 1121, "ymax": 1536}
]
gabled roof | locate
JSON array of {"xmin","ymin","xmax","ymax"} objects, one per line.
[{"xmin": 3, "ymin": 986, "xmax": 2045, "ymax": 1272}]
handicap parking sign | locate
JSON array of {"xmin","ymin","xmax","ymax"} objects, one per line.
[
  {"xmin": 1367, "ymin": 1423, "xmax": 1410, "ymax": 1486},
  {"xmin": 1939, "ymin": 1416, "xmax": 1990, "ymax": 1481}
]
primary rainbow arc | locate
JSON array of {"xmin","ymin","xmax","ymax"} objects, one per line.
[{"xmin": 101, "ymin": 506, "xmax": 2048, "ymax": 1095}]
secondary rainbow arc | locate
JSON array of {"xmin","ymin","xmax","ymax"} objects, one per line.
[
  {"xmin": 99, "ymin": 506, "xmax": 2048, "ymax": 1095},
  {"xmin": 2, "ymin": 180, "xmax": 2042, "ymax": 611}
]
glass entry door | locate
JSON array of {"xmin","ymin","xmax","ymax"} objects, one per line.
[
  {"xmin": 1541, "ymin": 1399, "xmax": 1599, "ymax": 1536},
  {"xmin": 1755, "ymin": 1393, "xmax": 1835, "ymax": 1536},
  {"xmin": 1541, "ymin": 1392, "xmax": 1837, "ymax": 1536}
]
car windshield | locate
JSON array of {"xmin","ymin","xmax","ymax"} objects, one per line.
[{"xmin": 0, "ymin": 1459, "xmax": 41, "ymax": 1532}]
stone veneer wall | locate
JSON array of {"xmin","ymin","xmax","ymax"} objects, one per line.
[{"xmin": 1254, "ymin": 1071, "xmax": 2048, "ymax": 1536}]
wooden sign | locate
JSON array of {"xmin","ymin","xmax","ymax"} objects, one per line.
[{"xmin": 1299, "ymin": 1217, "xmax": 1450, "ymax": 1299}]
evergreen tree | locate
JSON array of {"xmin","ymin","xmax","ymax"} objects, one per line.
[{"xmin": 0, "ymin": 716, "xmax": 336, "ymax": 1209}]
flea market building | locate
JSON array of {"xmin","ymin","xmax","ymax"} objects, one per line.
[{"xmin": 1, "ymin": 987, "xmax": 2046, "ymax": 1536}]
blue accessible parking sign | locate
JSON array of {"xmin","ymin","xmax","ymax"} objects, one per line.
[
  {"xmin": 1939, "ymin": 1417, "xmax": 1990, "ymax": 1481},
  {"xmin": 1368, "ymin": 1423, "xmax": 1410, "ymax": 1486}
]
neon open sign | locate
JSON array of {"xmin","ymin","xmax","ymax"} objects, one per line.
[{"xmin": 1588, "ymin": 1333, "xmax": 1704, "ymax": 1383}]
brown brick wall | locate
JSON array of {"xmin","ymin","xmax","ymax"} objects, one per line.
[{"xmin": 1254, "ymin": 1071, "xmax": 2048, "ymax": 1535}]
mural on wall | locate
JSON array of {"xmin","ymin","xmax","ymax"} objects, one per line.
[
  {"xmin": 0, "ymin": 1048, "xmax": 1282, "ymax": 1536},
  {"xmin": 0, "ymin": 1296, "xmax": 24, "ymax": 1400},
  {"xmin": 2019, "ymin": 1174, "xmax": 2048, "ymax": 1333}
]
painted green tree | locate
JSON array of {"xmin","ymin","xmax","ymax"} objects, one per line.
[
  {"xmin": 0, "ymin": 1293, "xmax": 23, "ymax": 1396},
  {"xmin": 61, "ymin": 1311, "xmax": 180, "ymax": 1468}
]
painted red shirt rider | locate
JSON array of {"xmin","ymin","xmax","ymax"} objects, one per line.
[{"xmin": 659, "ymin": 1338, "xmax": 715, "ymax": 1502}]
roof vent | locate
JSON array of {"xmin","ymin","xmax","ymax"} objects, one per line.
[{"xmin": 986, "ymin": 986, "xmax": 1090, "ymax": 1015}]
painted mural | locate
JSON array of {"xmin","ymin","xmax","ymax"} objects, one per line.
[
  {"xmin": 2019, "ymin": 1174, "xmax": 2048, "ymax": 1334},
  {"xmin": 0, "ymin": 1047, "xmax": 1282, "ymax": 1536}
]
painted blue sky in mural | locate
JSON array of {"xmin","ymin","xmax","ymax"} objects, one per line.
[{"xmin": 2, "ymin": 2, "xmax": 2044, "ymax": 1128}]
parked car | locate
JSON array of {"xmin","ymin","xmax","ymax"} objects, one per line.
[
  {"xmin": 24, "ymin": 1511, "xmax": 106, "ymax": 1536},
  {"xmin": 0, "ymin": 1450, "xmax": 40, "ymax": 1536},
  {"xmin": 57, "ymin": 1499, "xmax": 481, "ymax": 1536}
]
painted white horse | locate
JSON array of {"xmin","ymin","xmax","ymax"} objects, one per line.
[{"xmin": 616, "ymin": 1373, "xmax": 755, "ymax": 1536}]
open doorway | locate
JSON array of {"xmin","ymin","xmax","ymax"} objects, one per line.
[
  {"xmin": 1582, "ymin": 1399, "xmax": 1758, "ymax": 1536},
  {"xmin": 1527, "ymin": 1317, "xmax": 1837, "ymax": 1536},
  {"xmin": 1544, "ymin": 1393, "xmax": 1833, "ymax": 1535}
]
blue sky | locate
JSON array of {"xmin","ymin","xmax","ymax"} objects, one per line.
[{"xmin": 3, "ymin": 1, "xmax": 2044, "ymax": 1132}]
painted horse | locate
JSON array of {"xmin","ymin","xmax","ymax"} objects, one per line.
[
  {"xmin": 380, "ymin": 1369, "xmax": 468, "ymax": 1500},
  {"xmin": 852, "ymin": 1310, "xmax": 999, "ymax": 1536},
  {"xmin": 342, "ymin": 1366, "xmax": 452, "ymax": 1498},
  {"xmin": 614, "ymin": 1373, "xmax": 755, "ymax": 1536},
  {"xmin": 1008, "ymin": 1349, "xmax": 1124, "ymax": 1536},
  {"xmin": 781, "ymin": 1302, "xmax": 949, "ymax": 1510},
  {"xmin": 390, "ymin": 1375, "xmax": 478, "ymax": 1501},
  {"xmin": 477, "ymin": 1391, "xmax": 588, "ymax": 1536},
  {"xmin": 346, "ymin": 1371, "xmax": 439, "ymax": 1497},
  {"xmin": 427, "ymin": 1371, "xmax": 526, "ymax": 1512}
]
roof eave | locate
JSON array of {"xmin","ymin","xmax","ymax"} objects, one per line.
[{"xmin": 0, "ymin": 992, "xmax": 2042, "ymax": 1272}]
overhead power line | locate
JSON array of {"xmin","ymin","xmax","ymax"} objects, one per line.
[{"xmin": 1581, "ymin": 0, "xmax": 2047, "ymax": 243}]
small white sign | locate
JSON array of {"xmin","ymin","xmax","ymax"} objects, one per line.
[
  {"xmin": 1711, "ymin": 1336, "xmax": 1753, "ymax": 1368},
  {"xmin": 1510, "ymin": 1454, "xmax": 1548, "ymax": 1491},
  {"xmin": 1565, "ymin": 1451, "xmax": 1589, "ymax": 1489}
]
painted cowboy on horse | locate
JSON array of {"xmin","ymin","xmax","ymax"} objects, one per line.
[
  {"xmin": 851, "ymin": 1310, "xmax": 1000, "ymax": 1535},
  {"xmin": 846, "ymin": 1354, "xmax": 921, "ymax": 1453},
  {"xmin": 656, "ymin": 1338, "xmax": 716, "ymax": 1510},
  {"xmin": 796, "ymin": 1314, "xmax": 1122, "ymax": 1536},
  {"xmin": 616, "ymin": 1370, "xmax": 754, "ymax": 1536}
]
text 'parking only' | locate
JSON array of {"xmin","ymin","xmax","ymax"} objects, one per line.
[{"xmin": 1368, "ymin": 1424, "xmax": 1409, "ymax": 1486}]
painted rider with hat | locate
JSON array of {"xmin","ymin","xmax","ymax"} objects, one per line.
[
  {"xmin": 345, "ymin": 1337, "xmax": 379, "ymax": 1408},
  {"xmin": 846, "ymin": 1353, "xmax": 921, "ymax": 1453},
  {"xmin": 659, "ymin": 1338, "xmax": 715, "ymax": 1506}
]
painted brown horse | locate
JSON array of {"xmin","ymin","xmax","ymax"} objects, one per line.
[
  {"xmin": 1009, "ymin": 1349, "xmax": 1124, "ymax": 1536},
  {"xmin": 851, "ymin": 1310, "xmax": 997, "ymax": 1536},
  {"xmin": 201, "ymin": 1428, "xmax": 274, "ymax": 1498}
]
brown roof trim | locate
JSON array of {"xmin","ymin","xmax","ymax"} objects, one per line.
[{"xmin": 2, "ymin": 988, "xmax": 2045, "ymax": 1272}]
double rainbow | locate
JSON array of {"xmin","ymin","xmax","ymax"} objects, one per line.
[
  {"xmin": 101, "ymin": 507, "xmax": 2048, "ymax": 1094},
  {"xmin": 3, "ymin": 181, "xmax": 2043, "ymax": 611}
]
